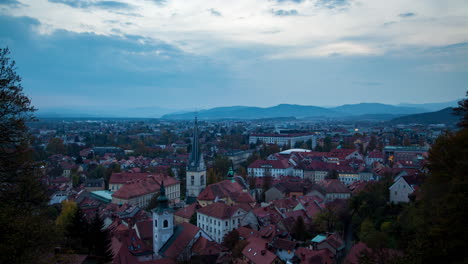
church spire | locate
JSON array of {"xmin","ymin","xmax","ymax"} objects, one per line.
[
  {"xmin": 156, "ymin": 181, "xmax": 169, "ymax": 212},
  {"xmin": 188, "ymin": 116, "xmax": 205, "ymax": 171}
]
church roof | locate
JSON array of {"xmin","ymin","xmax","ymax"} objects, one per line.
[{"xmin": 159, "ymin": 223, "xmax": 200, "ymax": 259}]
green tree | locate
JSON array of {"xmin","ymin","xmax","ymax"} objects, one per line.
[
  {"xmin": 0, "ymin": 47, "xmax": 58, "ymax": 264},
  {"xmin": 146, "ymin": 193, "xmax": 159, "ymax": 211},
  {"xmin": 189, "ymin": 212, "xmax": 197, "ymax": 226},
  {"xmin": 323, "ymin": 136, "xmax": 333, "ymax": 152},
  {"xmin": 65, "ymin": 207, "xmax": 90, "ymax": 252},
  {"xmin": 222, "ymin": 229, "xmax": 240, "ymax": 250},
  {"xmin": 326, "ymin": 169, "xmax": 339, "ymax": 179},
  {"xmin": 292, "ymin": 216, "xmax": 308, "ymax": 241},
  {"xmin": 88, "ymin": 213, "xmax": 113, "ymax": 262},
  {"xmin": 400, "ymin": 129, "xmax": 468, "ymax": 264},
  {"xmin": 47, "ymin": 137, "xmax": 66, "ymax": 155}
]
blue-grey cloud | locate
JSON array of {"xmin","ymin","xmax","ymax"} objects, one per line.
[
  {"xmin": 208, "ymin": 8, "xmax": 221, "ymax": 16},
  {"xmin": 315, "ymin": 0, "xmax": 349, "ymax": 9},
  {"xmin": 48, "ymin": 0, "xmax": 131, "ymax": 9},
  {"xmin": 151, "ymin": 0, "xmax": 166, "ymax": 6},
  {"xmin": 0, "ymin": 0, "xmax": 26, "ymax": 8},
  {"xmin": 273, "ymin": 9, "xmax": 298, "ymax": 16},
  {"xmin": 275, "ymin": 0, "xmax": 303, "ymax": 3},
  {"xmin": 0, "ymin": 15, "xmax": 234, "ymax": 108},
  {"xmin": 399, "ymin": 12, "xmax": 416, "ymax": 18}
]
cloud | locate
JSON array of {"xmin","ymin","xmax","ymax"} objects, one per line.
[
  {"xmin": 48, "ymin": 0, "xmax": 131, "ymax": 9},
  {"xmin": 273, "ymin": 9, "xmax": 298, "ymax": 16},
  {"xmin": 1, "ymin": 0, "xmax": 468, "ymax": 59},
  {"xmin": 399, "ymin": 12, "xmax": 416, "ymax": 18},
  {"xmin": 315, "ymin": 0, "xmax": 349, "ymax": 9},
  {"xmin": 275, "ymin": 0, "xmax": 303, "ymax": 3},
  {"xmin": 208, "ymin": 8, "xmax": 221, "ymax": 16}
]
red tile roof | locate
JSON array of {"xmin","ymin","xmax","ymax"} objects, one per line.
[
  {"xmin": 197, "ymin": 202, "xmax": 245, "ymax": 220},
  {"xmin": 191, "ymin": 236, "xmax": 223, "ymax": 256},
  {"xmin": 112, "ymin": 175, "xmax": 179, "ymax": 200},
  {"xmin": 242, "ymin": 237, "xmax": 278, "ymax": 264},
  {"xmin": 135, "ymin": 220, "xmax": 153, "ymax": 241},
  {"xmin": 161, "ymin": 223, "xmax": 200, "ymax": 259},
  {"xmin": 197, "ymin": 180, "xmax": 244, "ymax": 201},
  {"xmin": 318, "ymin": 179, "xmax": 350, "ymax": 194},
  {"xmin": 174, "ymin": 203, "xmax": 199, "ymax": 219},
  {"xmin": 295, "ymin": 247, "xmax": 334, "ymax": 264},
  {"xmin": 237, "ymin": 226, "xmax": 261, "ymax": 240}
]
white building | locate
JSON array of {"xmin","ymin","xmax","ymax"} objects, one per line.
[
  {"xmin": 248, "ymin": 159, "xmax": 294, "ymax": 178},
  {"xmin": 197, "ymin": 202, "xmax": 247, "ymax": 243},
  {"xmin": 249, "ymin": 133, "xmax": 317, "ymax": 148},
  {"xmin": 389, "ymin": 175, "xmax": 422, "ymax": 203}
]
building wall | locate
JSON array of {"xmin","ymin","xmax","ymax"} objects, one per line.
[
  {"xmin": 186, "ymin": 170, "xmax": 206, "ymax": 198},
  {"xmin": 389, "ymin": 178, "xmax": 412, "ymax": 203},
  {"xmin": 197, "ymin": 210, "xmax": 246, "ymax": 243},
  {"xmin": 338, "ymin": 173, "xmax": 359, "ymax": 185}
]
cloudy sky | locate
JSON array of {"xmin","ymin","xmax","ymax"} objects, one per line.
[{"xmin": 1, "ymin": 0, "xmax": 467, "ymax": 111}]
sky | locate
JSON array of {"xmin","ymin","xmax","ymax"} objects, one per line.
[{"xmin": 0, "ymin": 0, "xmax": 467, "ymax": 112}]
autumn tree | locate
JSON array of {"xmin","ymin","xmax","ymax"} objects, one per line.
[{"xmin": 0, "ymin": 47, "xmax": 58, "ymax": 263}]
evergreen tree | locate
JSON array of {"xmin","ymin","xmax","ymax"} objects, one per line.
[
  {"xmin": 292, "ymin": 216, "xmax": 308, "ymax": 241},
  {"xmin": 88, "ymin": 213, "xmax": 113, "ymax": 263},
  {"xmin": 65, "ymin": 207, "xmax": 90, "ymax": 252},
  {"xmin": 0, "ymin": 47, "xmax": 59, "ymax": 264},
  {"xmin": 189, "ymin": 212, "xmax": 197, "ymax": 226}
]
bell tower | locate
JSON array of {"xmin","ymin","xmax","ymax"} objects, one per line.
[
  {"xmin": 152, "ymin": 181, "xmax": 174, "ymax": 255},
  {"xmin": 186, "ymin": 116, "xmax": 206, "ymax": 203}
]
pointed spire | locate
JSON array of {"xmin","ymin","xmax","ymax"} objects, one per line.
[
  {"xmin": 188, "ymin": 115, "xmax": 205, "ymax": 171},
  {"xmin": 157, "ymin": 181, "xmax": 169, "ymax": 211}
]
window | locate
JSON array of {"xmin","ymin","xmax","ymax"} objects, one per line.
[
  {"xmin": 200, "ymin": 175, "xmax": 204, "ymax": 185},
  {"xmin": 394, "ymin": 191, "xmax": 397, "ymax": 195},
  {"xmin": 191, "ymin": 176, "xmax": 195, "ymax": 185},
  {"xmin": 154, "ymin": 220, "xmax": 157, "ymax": 227},
  {"xmin": 163, "ymin": 220, "xmax": 168, "ymax": 228}
]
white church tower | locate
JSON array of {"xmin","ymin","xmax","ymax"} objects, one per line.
[
  {"xmin": 186, "ymin": 116, "xmax": 206, "ymax": 203},
  {"xmin": 152, "ymin": 182, "xmax": 174, "ymax": 255}
]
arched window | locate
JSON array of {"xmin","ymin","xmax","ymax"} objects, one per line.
[
  {"xmin": 163, "ymin": 219, "xmax": 168, "ymax": 228},
  {"xmin": 154, "ymin": 220, "xmax": 157, "ymax": 227}
]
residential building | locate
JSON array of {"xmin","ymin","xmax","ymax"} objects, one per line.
[
  {"xmin": 249, "ymin": 133, "xmax": 316, "ymax": 148},
  {"xmin": 197, "ymin": 202, "xmax": 247, "ymax": 243},
  {"xmin": 389, "ymin": 175, "xmax": 423, "ymax": 203}
]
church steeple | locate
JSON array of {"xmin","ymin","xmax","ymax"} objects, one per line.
[
  {"xmin": 188, "ymin": 116, "xmax": 205, "ymax": 172},
  {"xmin": 186, "ymin": 116, "xmax": 206, "ymax": 202},
  {"xmin": 156, "ymin": 181, "xmax": 169, "ymax": 212},
  {"xmin": 152, "ymin": 181, "xmax": 174, "ymax": 256}
]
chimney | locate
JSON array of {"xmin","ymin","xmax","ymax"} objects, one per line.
[{"xmin": 261, "ymin": 250, "xmax": 266, "ymax": 256}]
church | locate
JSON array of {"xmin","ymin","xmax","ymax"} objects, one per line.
[{"xmin": 150, "ymin": 118, "xmax": 215, "ymax": 261}]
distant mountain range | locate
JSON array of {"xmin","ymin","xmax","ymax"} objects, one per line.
[
  {"xmin": 389, "ymin": 107, "xmax": 460, "ymax": 125},
  {"xmin": 36, "ymin": 100, "xmax": 460, "ymax": 120},
  {"xmin": 161, "ymin": 101, "xmax": 460, "ymax": 120}
]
